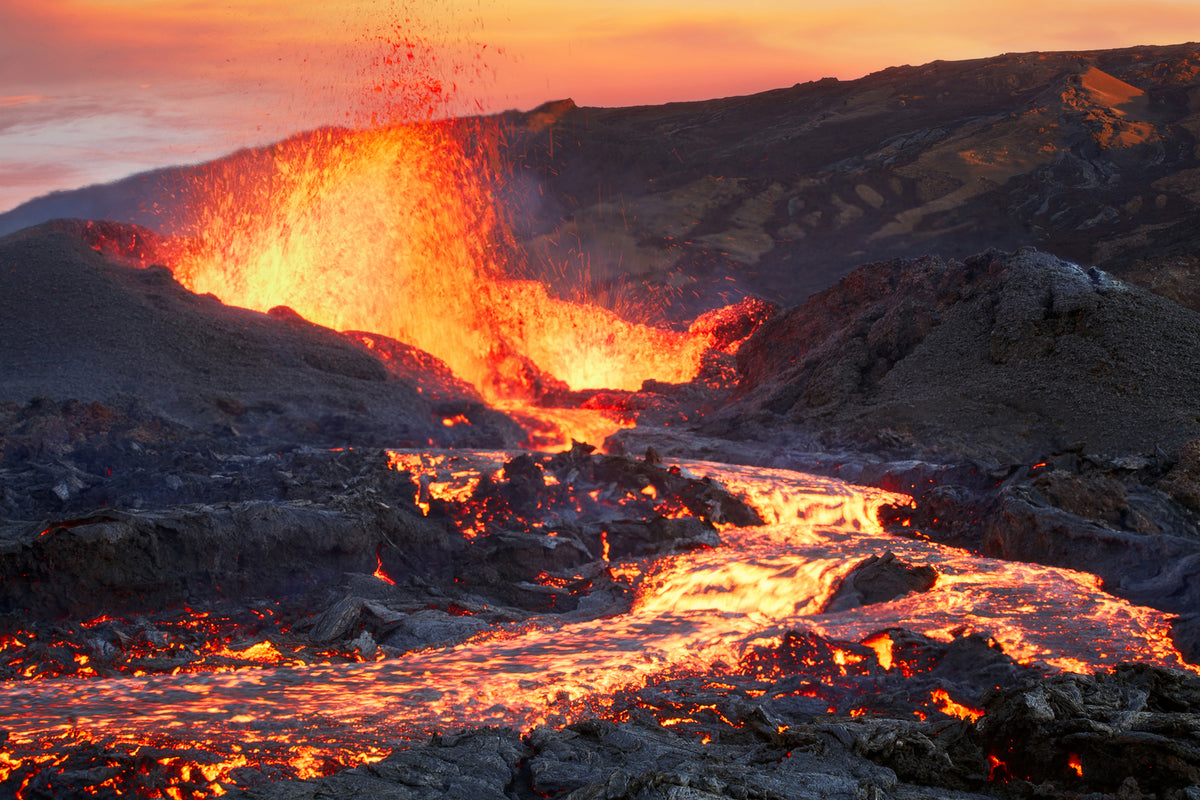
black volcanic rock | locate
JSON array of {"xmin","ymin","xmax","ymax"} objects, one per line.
[
  {"xmin": 0, "ymin": 220, "xmax": 521, "ymax": 448},
  {"xmin": 714, "ymin": 248, "xmax": 1200, "ymax": 463},
  {"xmin": 978, "ymin": 665, "xmax": 1200, "ymax": 793},
  {"xmin": 822, "ymin": 551, "xmax": 938, "ymax": 613}
]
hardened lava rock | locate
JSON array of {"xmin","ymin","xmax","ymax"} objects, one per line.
[
  {"xmin": 978, "ymin": 664, "xmax": 1200, "ymax": 795},
  {"xmin": 821, "ymin": 551, "xmax": 938, "ymax": 613}
]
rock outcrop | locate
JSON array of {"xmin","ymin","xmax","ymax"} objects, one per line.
[{"xmin": 714, "ymin": 248, "xmax": 1200, "ymax": 464}]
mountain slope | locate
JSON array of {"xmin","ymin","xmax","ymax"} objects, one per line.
[
  {"xmin": 0, "ymin": 220, "xmax": 519, "ymax": 447},
  {"xmin": 2, "ymin": 43, "xmax": 1199, "ymax": 311},
  {"xmin": 711, "ymin": 248, "xmax": 1200, "ymax": 462}
]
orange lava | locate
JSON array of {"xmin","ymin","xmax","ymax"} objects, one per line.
[
  {"xmin": 862, "ymin": 632, "xmax": 894, "ymax": 671},
  {"xmin": 1, "ymin": 456, "xmax": 1195, "ymax": 797},
  {"xmin": 165, "ymin": 120, "xmax": 712, "ymax": 449},
  {"xmin": 373, "ymin": 554, "xmax": 397, "ymax": 585},
  {"xmin": 930, "ymin": 688, "xmax": 983, "ymax": 722}
]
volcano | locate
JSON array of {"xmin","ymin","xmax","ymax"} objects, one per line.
[{"xmin": 2, "ymin": 43, "xmax": 1200, "ymax": 800}]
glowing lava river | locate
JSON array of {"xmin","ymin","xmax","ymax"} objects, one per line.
[{"xmin": 0, "ymin": 453, "xmax": 1192, "ymax": 796}]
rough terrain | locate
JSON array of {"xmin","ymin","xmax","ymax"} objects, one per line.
[
  {"xmin": 715, "ymin": 247, "xmax": 1200, "ymax": 463},
  {"xmin": 2, "ymin": 42, "xmax": 1200, "ymax": 800},
  {"xmin": 0, "ymin": 220, "xmax": 520, "ymax": 449}
]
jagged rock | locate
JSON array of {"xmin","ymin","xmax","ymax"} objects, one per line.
[
  {"xmin": 1032, "ymin": 469, "xmax": 1129, "ymax": 528},
  {"xmin": 1159, "ymin": 440, "xmax": 1200, "ymax": 511},
  {"xmin": 822, "ymin": 551, "xmax": 938, "ymax": 612},
  {"xmin": 350, "ymin": 630, "xmax": 377, "ymax": 658},
  {"xmin": 0, "ymin": 443, "xmax": 475, "ymax": 620},
  {"xmin": 844, "ymin": 717, "xmax": 986, "ymax": 789},
  {"xmin": 226, "ymin": 728, "xmax": 528, "ymax": 800},
  {"xmin": 1172, "ymin": 615, "xmax": 1200, "ymax": 665},
  {"xmin": 901, "ymin": 477, "xmax": 1200, "ymax": 623},
  {"xmin": 686, "ymin": 297, "xmax": 778, "ymax": 352},
  {"xmin": 718, "ymin": 249, "xmax": 1200, "ymax": 463},
  {"xmin": 0, "ymin": 504, "xmax": 387, "ymax": 619},
  {"xmin": 309, "ymin": 597, "xmax": 366, "ymax": 643},
  {"xmin": 978, "ymin": 665, "xmax": 1200, "ymax": 793},
  {"xmin": 381, "ymin": 609, "xmax": 491, "ymax": 653},
  {"xmin": 480, "ymin": 529, "xmax": 595, "ymax": 577},
  {"xmin": 525, "ymin": 718, "xmax": 909, "ymax": 800},
  {"xmin": 603, "ymin": 516, "xmax": 721, "ymax": 559}
]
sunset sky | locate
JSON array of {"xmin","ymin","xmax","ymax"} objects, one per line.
[{"xmin": 2, "ymin": 0, "xmax": 1199, "ymax": 212}]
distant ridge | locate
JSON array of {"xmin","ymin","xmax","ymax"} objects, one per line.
[{"xmin": 4, "ymin": 42, "xmax": 1200, "ymax": 308}]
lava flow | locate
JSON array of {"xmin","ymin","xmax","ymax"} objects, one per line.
[{"xmin": 0, "ymin": 456, "xmax": 1192, "ymax": 797}]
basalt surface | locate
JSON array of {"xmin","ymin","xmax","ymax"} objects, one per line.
[{"xmin": 714, "ymin": 248, "xmax": 1200, "ymax": 464}]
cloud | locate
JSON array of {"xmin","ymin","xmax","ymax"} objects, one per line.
[
  {"xmin": 0, "ymin": 94, "xmax": 51, "ymax": 108},
  {"xmin": 0, "ymin": 159, "xmax": 92, "ymax": 214},
  {"xmin": 1, "ymin": 0, "xmax": 364, "ymax": 95},
  {"xmin": 0, "ymin": 0, "xmax": 491, "ymax": 210}
]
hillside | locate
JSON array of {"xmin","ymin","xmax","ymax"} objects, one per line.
[
  {"xmin": 0, "ymin": 220, "xmax": 519, "ymax": 449},
  {"xmin": 4, "ymin": 43, "xmax": 1200, "ymax": 312}
]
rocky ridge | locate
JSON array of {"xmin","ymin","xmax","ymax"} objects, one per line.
[
  {"xmin": 715, "ymin": 247, "xmax": 1200, "ymax": 463},
  {"xmin": 0, "ymin": 220, "xmax": 520, "ymax": 449}
]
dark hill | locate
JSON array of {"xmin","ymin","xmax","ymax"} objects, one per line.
[
  {"xmin": 709, "ymin": 248, "xmax": 1200, "ymax": 463},
  {"xmin": 0, "ymin": 220, "xmax": 518, "ymax": 448}
]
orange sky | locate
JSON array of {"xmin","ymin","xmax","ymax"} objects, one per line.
[{"xmin": 2, "ymin": 0, "xmax": 1199, "ymax": 211}]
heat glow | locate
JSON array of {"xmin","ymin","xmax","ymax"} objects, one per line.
[
  {"xmin": 0, "ymin": 456, "xmax": 1192, "ymax": 797},
  {"xmin": 166, "ymin": 121, "xmax": 711, "ymax": 446}
]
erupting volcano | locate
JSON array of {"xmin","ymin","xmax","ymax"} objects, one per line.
[
  {"xmin": 3, "ymin": 34, "xmax": 1200, "ymax": 800},
  {"xmin": 158, "ymin": 118, "xmax": 723, "ymax": 450}
]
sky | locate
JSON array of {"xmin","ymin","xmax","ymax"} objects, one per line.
[{"xmin": 2, "ymin": 0, "xmax": 1199, "ymax": 212}]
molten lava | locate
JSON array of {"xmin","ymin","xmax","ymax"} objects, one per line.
[
  {"xmin": 1, "ymin": 456, "xmax": 1192, "ymax": 797},
  {"xmin": 164, "ymin": 121, "xmax": 715, "ymax": 448}
]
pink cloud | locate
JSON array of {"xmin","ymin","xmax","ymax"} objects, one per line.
[{"xmin": 0, "ymin": 94, "xmax": 51, "ymax": 108}]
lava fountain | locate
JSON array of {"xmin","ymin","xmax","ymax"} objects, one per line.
[{"xmin": 164, "ymin": 118, "xmax": 713, "ymax": 446}]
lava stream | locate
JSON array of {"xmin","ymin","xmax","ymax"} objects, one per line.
[{"xmin": 0, "ymin": 458, "xmax": 1191, "ymax": 777}]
